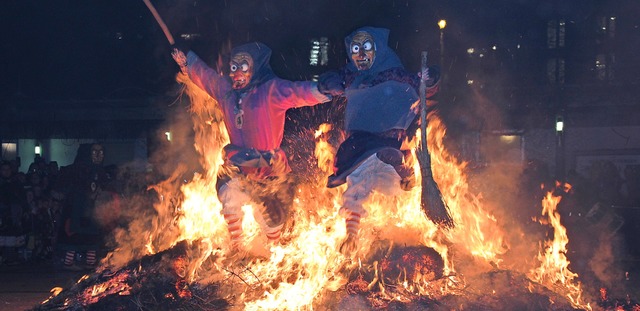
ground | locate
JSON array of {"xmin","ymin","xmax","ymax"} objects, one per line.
[{"xmin": 0, "ymin": 260, "xmax": 85, "ymax": 311}]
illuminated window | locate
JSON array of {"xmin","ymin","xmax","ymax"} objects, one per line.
[
  {"xmin": 309, "ymin": 37, "xmax": 329, "ymax": 66},
  {"xmin": 547, "ymin": 19, "xmax": 565, "ymax": 49},
  {"xmin": 481, "ymin": 132, "xmax": 525, "ymax": 164},
  {"xmin": 547, "ymin": 58, "xmax": 565, "ymax": 84},
  {"xmin": 1, "ymin": 142, "xmax": 17, "ymax": 161},
  {"xmin": 595, "ymin": 54, "xmax": 615, "ymax": 81},
  {"xmin": 595, "ymin": 16, "xmax": 616, "ymax": 81},
  {"xmin": 597, "ymin": 16, "xmax": 616, "ymax": 39}
]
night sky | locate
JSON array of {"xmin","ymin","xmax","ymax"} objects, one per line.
[{"xmin": 0, "ymin": 0, "xmax": 637, "ymax": 102}]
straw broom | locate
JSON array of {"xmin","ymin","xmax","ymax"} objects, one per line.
[{"xmin": 417, "ymin": 51, "xmax": 454, "ymax": 228}]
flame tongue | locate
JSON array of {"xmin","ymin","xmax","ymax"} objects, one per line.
[{"xmin": 528, "ymin": 183, "xmax": 591, "ymax": 310}]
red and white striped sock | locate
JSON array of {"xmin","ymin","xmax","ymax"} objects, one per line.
[
  {"xmin": 345, "ymin": 211, "xmax": 361, "ymax": 236},
  {"xmin": 86, "ymin": 250, "xmax": 96, "ymax": 266},
  {"xmin": 265, "ymin": 224, "xmax": 283, "ymax": 242},
  {"xmin": 224, "ymin": 213, "xmax": 243, "ymax": 246},
  {"xmin": 64, "ymin": 250, "xmax": 76, "ymax": 266}
]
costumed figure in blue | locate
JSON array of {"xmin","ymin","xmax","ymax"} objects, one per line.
[{"xmin": 320, "ymin": 27, "xmax": 440, "ymax": 253}]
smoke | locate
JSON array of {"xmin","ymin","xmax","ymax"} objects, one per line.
[
  {"xmin": 99, "ymin": 70, "xmax": 226, "ymax": 269},
  {"xmin": 589, "ymin": 233, "xmax": 627, "ymax": 291}
]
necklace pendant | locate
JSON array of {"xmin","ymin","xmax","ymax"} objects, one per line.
[{"xmin": 235, "ymin": 109, "xmax": 244, "ymax": 129}]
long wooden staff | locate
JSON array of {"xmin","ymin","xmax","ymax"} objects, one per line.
[
  {"xmin": 418, "ymin": 51, "xmax": 454, "ymax": 228},
  {"xmin": 142, "ymin": 0, "xmax": 175, "ymax": 45}
]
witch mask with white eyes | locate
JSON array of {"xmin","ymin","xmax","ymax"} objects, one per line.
[
  {"xmin": 350, "ymin": 31, "xmax": 376, "ymax": 71},
  {"xmin": 229, "ymin": 52, "xmax": 254, "ymax": 90}
]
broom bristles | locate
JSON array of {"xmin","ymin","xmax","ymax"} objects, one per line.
[
  {"xmin": 417, "ymin": 147, "xmax": 454, "ymax": 228},
  {"xmin": 421, "ymin": 177, "xmax": 454, "ymax": 228}
]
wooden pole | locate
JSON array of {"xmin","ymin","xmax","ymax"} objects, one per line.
[
  {"xmin": 142, "ymin": 0, "xmax": 175, "ymax": 45},
  {"xmin": 418, "ymin": 51, "xmax": 454, "ymax": 228}
]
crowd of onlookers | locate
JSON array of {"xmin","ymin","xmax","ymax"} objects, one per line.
[
  {"xmin": 0, "ymin": 145, "xmax": 159, "ymax": 269},
  {"xmin": 0, "ymin": 156, "xmax": 61, "ymax": 265}
]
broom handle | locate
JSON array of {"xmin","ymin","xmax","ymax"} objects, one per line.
[
  {"xmin": 142, "ymin": 0, "xmax": 175, "ymax": 45},
  {"xmin": 419, "ymin": 51, "xmax": 432, "ymax": 177}
]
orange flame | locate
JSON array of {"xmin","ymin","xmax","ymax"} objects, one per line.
[{"xmin": 527, "ymin": 183, "xmax": 592, "ymax": 310}]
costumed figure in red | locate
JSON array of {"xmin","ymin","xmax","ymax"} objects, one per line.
[{"xmin": 172, "ymin": 42, "xmax": 343, "ymax": 252}]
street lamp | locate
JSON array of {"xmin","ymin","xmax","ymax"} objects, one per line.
[
  {"xmin": 555, "ymin": 114, "xmax": 565, "ymax": 180},
  {"xmin": 555, "ymin": 115, "xmax": 564, "ymax": 133},
  {"xmin": 438, "ymin": 20, "xmax": 446, "ymax": 84},
  {"xmin": 438, "ymin": 19, "xmax": 447, "ymax": 30}
]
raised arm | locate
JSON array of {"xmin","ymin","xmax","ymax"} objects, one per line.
[{"xmin": 172, "ymin": 48, "xmax": 230, "ymax": 99}]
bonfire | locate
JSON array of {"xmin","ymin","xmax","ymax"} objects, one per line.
[{"xmin": 32, "ymin": 73, "xmax": 637, "ymax": 311}]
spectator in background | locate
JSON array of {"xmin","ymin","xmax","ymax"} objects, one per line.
[
  {"xmin": 47, "ymin": 161, "xmax": 60, "ymax": 187},
  {"xmin": 27, "ymin": 155, "xmax": 47, "ymax": 176},
  {"xmin": 26, "ymin": 171, "xmax": 44, "ymax": 200},
  {"xmin": 52, "ymin": 143, "xmax": 119, "ymax": 270},
  {"xmin": 0, "ymin": 161, "xmax": 24, "ymax": 231},
  {"xmin": 0, "ymin": 161, "xmax": 25, "ymax": 264}
]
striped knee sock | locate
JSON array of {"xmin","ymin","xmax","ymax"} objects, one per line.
[
  {"xmin": 86, "ymin": 250, "xmax": 96, "ymax": 266},
  {"xmin": 264, "ymin": 224, "xmax": 283, "ymax": 241},
  {"xmin": 223, "ymin": 214, "xmax": 243, "ymax": 246},
  {"xmin": 345, "ymin": 211, "xmax": 361, "ymax": 236},
  {"xmin": 64, "ymin": 250, "xmax": 76, "ymax": 266}
]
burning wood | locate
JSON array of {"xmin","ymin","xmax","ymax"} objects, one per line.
[
  {"xmin": 31, "ymin": 236, "xmax": 629, "ymax": 311},
  {"xmin": 25, "ymin": 245, "xmax": 534, "ymax": 310},
  {"xmin": 33, "ymin": 241, "xmax": 229, "ymax": 311}
]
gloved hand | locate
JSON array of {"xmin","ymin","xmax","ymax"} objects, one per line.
[{"xmin": 317, "ymin": 71, "xmax": 344, "ymax": 97}]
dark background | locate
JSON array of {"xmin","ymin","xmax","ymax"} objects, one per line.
[{"xmin": 4, "ymin": 0, "xmax": 636, "ymax": 101}]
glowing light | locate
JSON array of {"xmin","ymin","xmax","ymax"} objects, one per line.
[
  {"xmin": 500, "ymin": 135, "xmax": 518, "ymax": 143},
  {"xmin": 438, "ymin": 20, "xmax": 447, "ymax": 30},
  {"xmin": 555, "ymin": 116, "xmax": 564, "ymax": 132},
  {"xmin": 35, "ymin": 143, "xmax": 41, "ymax": 155}
]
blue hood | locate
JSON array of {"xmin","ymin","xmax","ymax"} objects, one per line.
[
  {"xmin": 342, "ymin": 27, "xmax": 418, "ymax": 133},
  {"xmin": 343, "ymin": 26, "xmax": 403, "ymax": 75}
]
